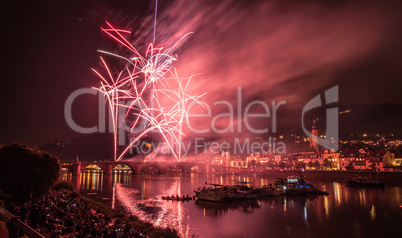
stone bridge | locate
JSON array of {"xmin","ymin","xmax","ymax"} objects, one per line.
[{"xmin": 60, "ymin": 160, "xmax": 223, "ymax": 176}]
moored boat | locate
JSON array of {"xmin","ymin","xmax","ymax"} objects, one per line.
[
  {"xmin": 345, "ymin": 177, "xmax": 384, "ymax": 188},
  {"xmin": 195, "ymin": 184, "xmax": 232, "ymax": 202},
  {"xmin": 194, "ymin": 176, "xmax": 327, "ymax": 202},
  {"xmin": 284, "ymin": 175, "xmax": 328, "ymax": 195},
  {"xmin": 273, "ymin": 178, "xmax": 287, "ymax": 196},
  {"xmin": 227, "ymin": 182, "xmax": 259, "ymax": 199}
]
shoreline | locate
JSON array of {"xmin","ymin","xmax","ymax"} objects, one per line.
[
  {"xmin": 141, "ymin": 170, "xmax": 402, "ymax": 185},
  {"xmin": 0, "ymin": 187, "xmax": 179, "ymax": 238},
  {"xmin": 59, "ymin": 188, "xmax": 179, "ymax": 238},
  {"xmin": 251, "ymin": 170, "xmax": 402, "ymax": 185}
]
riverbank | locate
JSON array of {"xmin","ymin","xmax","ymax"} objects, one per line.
[
  {"xmin": 0, "ymin": 200, "xmax": 9, "ymax": 238},
  {"xmin": 0, "ymin": 221, "xmax": 8, "ymax": 238},
  {"xmin": 1, "ymin": 186, "xmax": 179, "ymax": 238},
  {"xmin": 58, "ymin": 188, "xmax": 179, "ymax": 237}
]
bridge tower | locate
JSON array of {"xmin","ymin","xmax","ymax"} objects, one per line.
[
  {"xmin": 104, "ymin": 161, "xmax": 113, "ymax": 175},
  {"xmin": 72, "ymin": 156, "xmax": 81, "ymax": 176}
]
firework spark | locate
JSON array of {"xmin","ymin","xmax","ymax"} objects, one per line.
[{"xmin": 92, "ymin": 22, "xmax": 204, "ymax": 162}]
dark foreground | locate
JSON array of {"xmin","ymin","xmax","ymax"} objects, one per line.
[{"xmin": 0, "ymin": 188, "xmax": 178, "ymax": 238}]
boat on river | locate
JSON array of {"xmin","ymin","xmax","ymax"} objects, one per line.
[
  {"xmin": 194, "ymin": 176, "xmax": 328, "ymax": 202},
  {"xmin": 227, "ymin": 182, "xmax": 260, "ymax": 199},
  {"xmin": 257, "ymin": 178, "xmax": 286, "ymax": 196},
  {"xmin": 162, "ymin": 195, "xmax": 193, "ymax": 201},
  {"xmin": 285, "ymin": 175, "xmax": 328, "ymax": 195},
  {"xmin": 272, "ymin": 178, "xmax": 287, "ymax": 196},
  {"xmin": 345, "ymin": 177, "xmax": 384, "ymax": 188},
  {"xmin": 194, "ymin": 184, "xmax": 234, "ymax": 202}
]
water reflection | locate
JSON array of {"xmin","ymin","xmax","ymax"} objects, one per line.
[
  {"xmin": 370, "ymin": 205, "xmax": 376, "ymax": 223},
  {"xmin": 333, "ymin": 182, "xmax": 342, "ymax": 206},
  {"xmin": 80, "ymin": 170, "xmax": 103, "ymax": 190},
  {"xmin": 61, "ymin": 170, "xmax": 71, "ymax": 181},
  {"xmin": 358, "ymin": 189, "xmax": 367, "ymax": 206},
  {"xmin": 199, "ymin": 198, "xmax": 261, "ymax": 213},
  {"xmin": 113, "ymin": 171, "xmax": 132, "ymax": 187},
  {"xmin": 62, "ymin": 173, "xmax": 402, "ymax": 238},
  {"xmin": 112, "ymin": 179, "xmax": 191, "ymax": 237},
  {"xmin": 323, "ymin": 194, "xmax": 329, "ymax": 217}
]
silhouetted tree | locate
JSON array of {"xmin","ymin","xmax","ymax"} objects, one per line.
[
  {"xmin": 249, "ymin": 160, "xmax": 260, "ymax": 168},
  {"xmin": 345, "ymin": 162, "xmax": 354, "ymax": 171},
  {"xmin": 279, "ymin": 162, "xmax": 287, "ymax": 170},
  {"xmin": 0, "ymin": 143, "xmax": 60, "ymax": 202},
  {"xmin": 368, "ymin": 161, "xmax": 377, "ymax": 172},
  {"xmin": 296, "ymin": 162, "xmax": 306, "ymax": 169},
  {"xmin": 309, "ymin": 161, "xmax": 321, "ymax": 170},
  {"xmin": 265, "ymin": 161, "xmax": 274, "ymax": 169},
  {"xmin": 323, "ymin": 158, "xmax": 332, "ymax": 170}
]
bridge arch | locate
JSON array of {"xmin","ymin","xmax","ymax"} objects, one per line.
[
  {"xmin": 61, "ymin": 167, "xmax": 70, "ymax": 173},
  {"xmin": 189, "ymin": 164, "xmax": 204, "ymax": 173},
  {"xmin": 82, "ymin": 164, "xmax": 104, "ymax": 173},
  {"xmin": 140, "ymin": 163, "xmax": 161, "ymax": 174},
  {"xmin": 166, "ymin": 164, "xmax": 184, "ymax": 174},
  {"xmin": 112, "ymin": 164, "xmax": 134, "ymax": 174}
]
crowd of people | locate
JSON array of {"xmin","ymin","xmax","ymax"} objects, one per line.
[{"xmin": 8, "ymin": 192, "xmax": 150, "ymax": 238}]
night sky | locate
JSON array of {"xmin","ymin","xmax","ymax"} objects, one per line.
[{"xmin": 1, "ymin": 0, "xmax": 402, "ymax": 146}]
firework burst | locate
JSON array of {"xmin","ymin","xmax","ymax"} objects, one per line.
[{"xmin": 92, "ymin": 22, "xmax": 204, "ymax": 162}]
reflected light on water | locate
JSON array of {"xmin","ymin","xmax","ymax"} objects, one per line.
[
  {"xmin": 141, "ymin": 179, "xmax": 145, "ymax": 200},
  {"xmin": 343, "ymin": 184, "xmax": 349, "ymax": 201},
  {"xmin": 86, "ymin": 172, "xmax": 90, "ymax": 189},
  {"xmin": 370, "ymin": 205, "xmax": 376, "ymax": 223},
  {"xmin": 333, "ymin": 182, "xmax": 342, "ymax": 207},
  {"xmin": 324, "ymin": 195, "xmax": 329, "ymax": 218},
  {"xmin": 113, "ymin": 179, "xmax": 190, "ymax": 237},
  {"xmin": 61, "ymin": 173, "xmax": 402, "ymax": 238},
  {"xmin": 112, "ymin": 182, "xmax": 116, "ymax": 209},
  {"xmin": 92, "ymin": 172, "xmax": 96, "ymax": 190},
  {"xmin": 358, "ymin": 189, "xmax": 367, "ymax": 206},
  {"xmin": 113, "ymin": 172, "xmax": 118, "ymax": 185},
  {"xmin": 61, "ymin": 170, "xmax": 71, "ymax": 181},
  {"xmin": 81, "ymin": 171, "xmax": 85, "ymax": 187},
  {"xmin": 304, "ymin": 202, "xmax": 308, "ymax": 222},
  {"xmin": 391, "ymin": 187, "xmax": 401, "ymax": 206},
  {"xmin": 283, "ymin": 198, "xmax": 287, "ymax": 212},
  {"xmin": 79, "ymin": 171, "xmax": 103, "ymax": 191},
  {"xmin": 100, "ymin": 174, "xmax": 103, "ymax": 191}
]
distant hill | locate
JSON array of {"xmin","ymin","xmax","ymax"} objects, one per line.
[
  {"xmin": 41, "ymin": 133, "xmax": 114, "ymax": 163},
  {"xmin": 280, "ymin": 103, "xmax": 402, "ymax": 138},
  {"xmin": 338, "ymin": 104, "xmax": 402, "ymax": 138}
]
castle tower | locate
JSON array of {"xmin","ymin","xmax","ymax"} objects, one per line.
[
  {"xmin": 221, "ymin": 149, "xmax": 230, "ymax": 167},
  {"xmin": 310, "ymin": 118, "xmax": 319, "ymax": 152},
  {"xmin": 225, "ymin": 150, "xmax": 230, "ymax": 167}
]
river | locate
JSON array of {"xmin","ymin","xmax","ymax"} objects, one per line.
[{"xmin": 62, "ymin": 171, "xmax": 402, "ymax": 238}]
